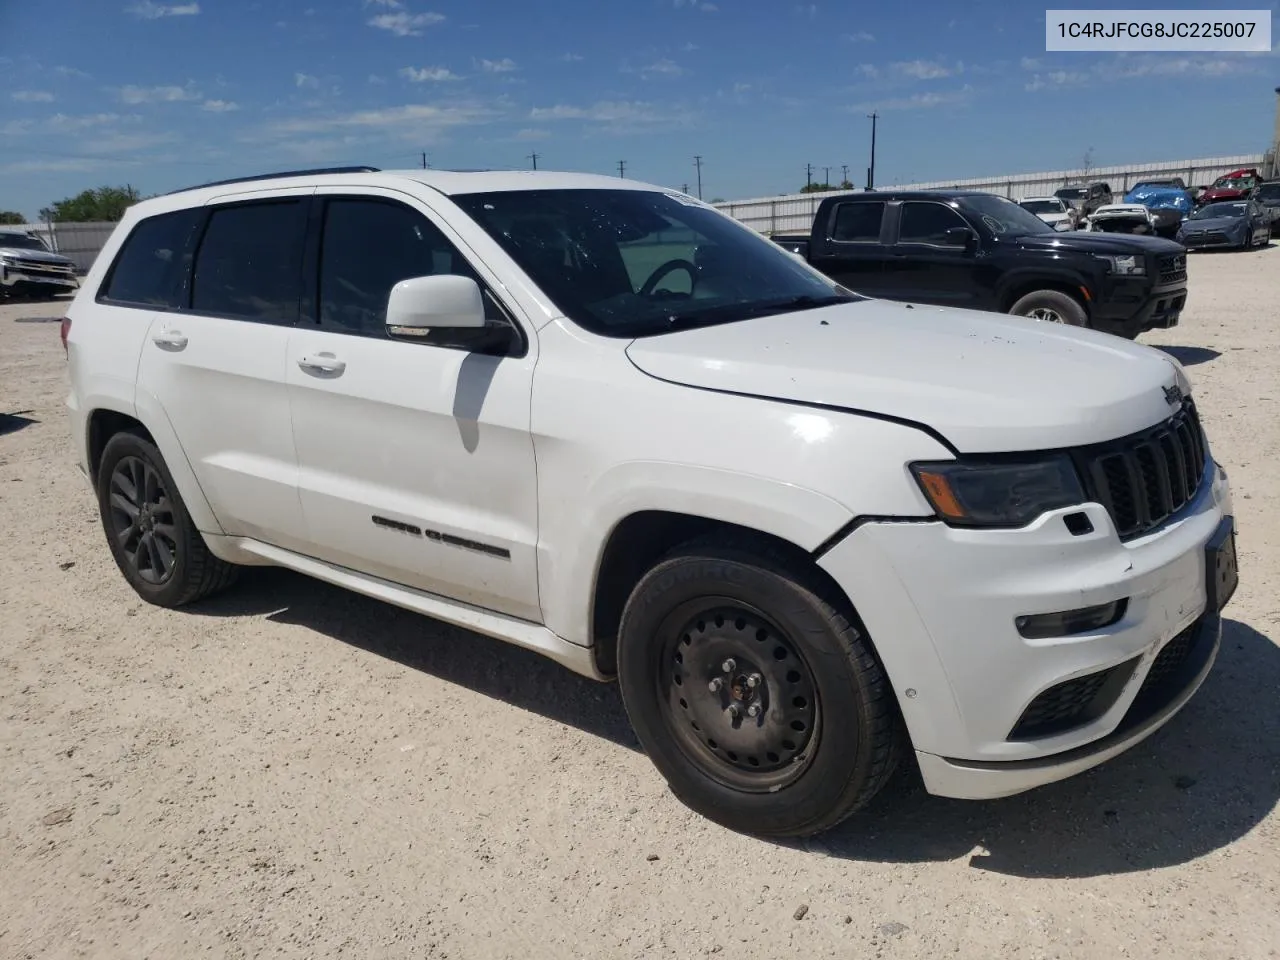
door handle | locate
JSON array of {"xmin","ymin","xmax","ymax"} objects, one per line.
[
  {"xmin": 151, "ymin": 330, "xmax": 188, "ymax": 350},
  {"xmin": 297, "ymin": 352, "xmax": 346, "ymax": 376}
]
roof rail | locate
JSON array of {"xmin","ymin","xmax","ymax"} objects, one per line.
[{"xmin": 166, "ymin": 166, "xmax": 381, "ymax": 196}]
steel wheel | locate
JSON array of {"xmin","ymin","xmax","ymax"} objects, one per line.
[
  {"xmin": 107, "ymin": 455, "xmax": 178, "ymax": 585},
  {"xmin": 657, "ymin": 599, "xmax": 820, "ymax": 792}
]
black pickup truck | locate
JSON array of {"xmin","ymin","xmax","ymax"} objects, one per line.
[{"xmin": 773, "ymin": 190, "xmax": 1188, "ymax": 339}]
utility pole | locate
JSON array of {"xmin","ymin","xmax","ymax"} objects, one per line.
[
  {"xmin": 693, "ymin": 155, "xmax": 704, "ymax": 199},
  {"xmin": 841, "ymin": 164, "xmax": 849, "ymax": 184},
  {"xmin": 823, "ymin": 166, "xmax": 830, "ymax": 188},
  {"xmin": 681, "ymin": 183, "xmax": 689, "ymax": 193},
  {"xmin": 866, "ymin": 111, "xmax": 878, "ymax": 189},
  {"xmin": 422, "ymin": 152, "xmax": 428, "ymax": 169},
  {"xmin": 528, "ymin": 152, "xmax": 540, "ymax": 170},
  {"xmin": 618, "ymin": 159, "xmax": 627, "ymax": 178},
  {"xmin": 805, "ymin": 163, "xmax": 813, "ymax": 189}
]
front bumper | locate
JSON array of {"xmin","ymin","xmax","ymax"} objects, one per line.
[
  {"xmin": 0, "ymin": 263, "xmax": 79, "ymax": 294},
  {"xmin": 1178, "ymin": 231, "xmax": 1248, "ymax": 250},
  {"xmin": 817, "ymin": 459, "xmax": 1234, "ymax": 800},
  {"xmin": 1094, "ymin": 277, "xmax": 1186, "ymax": 335}
]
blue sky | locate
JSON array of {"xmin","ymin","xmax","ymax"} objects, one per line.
[{"xmin": 1, "ymin": 0, "xmax": 1278, "ymax": 218}]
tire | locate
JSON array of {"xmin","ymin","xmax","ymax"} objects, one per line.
[
  {"xmin": 616, "ymin": 537, "xmax": 903, "ymax": 838},
  {"xmin": 1009, "ymin": 289, "xmax": 1088, "ymax": 328},
  {"xmin": 96, "ymin": 431, "xmax": 237, "ymax": 607}
]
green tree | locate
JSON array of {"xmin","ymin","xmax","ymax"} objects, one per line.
[
  {"xmin": 800, "ymin": 182, "xmax": 834, "ymax": 193},
  {"xmin": 46, "ymin": 185, "xmax": 141, "ymax": 222},
  {"xmin": 0, "ymin": 211, "xmax": 25, "ymax": 225}
]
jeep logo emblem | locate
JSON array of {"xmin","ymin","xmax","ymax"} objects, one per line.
[{"xmin": 1163, "ymin": 384, "xmax": 1183, "ymax": 405}]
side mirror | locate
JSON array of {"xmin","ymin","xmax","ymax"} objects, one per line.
[
  {"xmin": 944, "ymin": 226, "xmax": 976, "ymax": 249},
  {"xmin": 386, "ymin": 274, "xmax": 486, "ymax": 336}
]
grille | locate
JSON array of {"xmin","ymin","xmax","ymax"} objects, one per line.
[
  {"xmin": 8, "ymin": 257, "xmax": 74, "ymax": 277},
  {"xmin": 1125, "ymin": 621, "xmax": 1199, "ymax": 719},
  {"xmin": 1186, "ymin": 230, "xmax": 1230, "ymax": 245},
  {"xmin": 1157, "ymin": 253, "xmax": 1186, "ymax": 285},
  {"xmin": 1076, "ymin": 402, "xmax": 1207, "ymax": 541},
  {"xmin": 1010, "ymin": 659, "xmax": 1137, "ymax": 739}
]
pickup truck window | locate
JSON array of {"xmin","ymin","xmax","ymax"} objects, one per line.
[
  {"xmin": 962, "ymin": 194, "xmax": 1054, "ymax": 236},
  {"xmin": 899, "ymin": 202, "xmax": 969, "ymax": 246},
  {"xmin": 453, "ymin": 189, "xmax": 851, "ymax": 338},
  {"xmin": 830, "ymin": 202, "xmax": 884, "ymax": 242}
]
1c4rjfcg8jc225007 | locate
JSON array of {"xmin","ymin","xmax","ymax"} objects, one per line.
[{"xmin": 62, "ymin": 166, "xmax": 1238, "ymax": 837}]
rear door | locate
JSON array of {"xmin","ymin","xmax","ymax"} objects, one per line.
[
  {"xmin": 880, "ymin": 199, "xmax": 982, "ymax": 308},
  {"xmin": 806, "ymin": 199, "xmax": 890, "ymax": 296},
  {"xmin": 135, "ymin": 190, "xmax": 310, "ymax": 552},
  {"xmin": 284, "ymin": 188, "xmax": 541, "ymax": 621}
]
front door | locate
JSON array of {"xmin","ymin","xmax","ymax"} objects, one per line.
[
  {"xmin": 136, "ymin": 191, "xmax": 310, "ymax": 552},
  {"xmin": 285, "ymin": 190, "xmax": 541, "ymax": 622},
  {"xmin": 880, "ymin": 200, "xmax": 981, "ymax": 308},
  {"xmin": 807, "ymin": 199, "xmax": 891, "ymax": 296}
]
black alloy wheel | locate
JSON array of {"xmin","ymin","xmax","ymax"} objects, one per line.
[{"xmin": 96, "ymin": 431, "xmax": 237, "ymax": 607}]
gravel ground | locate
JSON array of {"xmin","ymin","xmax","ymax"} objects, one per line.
[{"xmin": 2, "ymin": 249, "xmax": 1278, "ymax": 960}]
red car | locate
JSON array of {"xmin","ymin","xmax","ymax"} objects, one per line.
[{"xmin": 1197, "ymin": 168, "xmax": 1261, "ymax": 205}]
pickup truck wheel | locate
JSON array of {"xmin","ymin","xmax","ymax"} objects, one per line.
[
  {"xmin": 1010, "ymin": 289, "xmax": 1087, "ymax": 328},
  {"xmin": 97, "ymin": 431, "xmax": 238, "ymax": 608},
  {"xmin": 617, "ymin": 541, "xmax": 902, "ymax": 838}
]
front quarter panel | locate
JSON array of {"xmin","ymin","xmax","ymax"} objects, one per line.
[{"xmin": 531, "ymin": 320, "xmax": 950, "ymax": 648}]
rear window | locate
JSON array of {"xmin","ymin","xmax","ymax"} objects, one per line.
[
  {"xmin": 830, "ymin": 202, "xmax": 884, "ymax": 242},
  {"xmin": 99, "ymin": 209, "xmax": 203, "ymax": 308},
  {"xmin": 191, "ymin": 200, "xmax": 307, "ymax": 323}
]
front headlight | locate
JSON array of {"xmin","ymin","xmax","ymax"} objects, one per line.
[
  {"xmin": 910, "ymin": 456, "xmax": 1085, "ymax": 528},
  {"xmin": 1095, "ymin": 253, "xmax": 1145, "ymax": 276}
]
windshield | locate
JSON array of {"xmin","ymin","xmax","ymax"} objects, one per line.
[
  {"xmin": 1257, "ymin": 184, "xmax": 1280, "ymax": 201},
  {"xmin": 1190, "ymin": 202, "xmax": 1246, "ymax": 220},
  {"xmin": 0, "ymin": 232, "xmax": 50, "ymax": 251},
  {"xmin": 1055, "ymin": 188, "xmax": 1085, "ymax": 200},
  {"xmin": 451, "ymin": 189, "xmax": 855, "ymax": 337},
  {"xmin": 1019, "ymin": 200, "xmax": 1064, "ymax": 215},
  {"xmin": 1211, "ymin": 177, "xmax": 1253, "ymax": 190},
  {"xmin": 1132, "ymin": 181, "xmax": 1178, "ymax": 190},
  {"xmin": 963, "ymin": 194, "xmax": 1054, "ymax": 236}
]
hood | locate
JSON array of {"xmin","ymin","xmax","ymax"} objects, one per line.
[
  {"xmin": 1012, "ymin": 229, "xmax": 1180, "ymax": 255},
  {"xmin": 1090, "ymin": 204, "xmax": 1153, "ymax": 220},
  {"xmin": 1179, "ymin": 216, "xmax": 1248, "ymax": 233},
  {"xmin": 1124, "ymin": 186, "xmax": 1192, "ymax": 212},
  {"xmin": 625, "ymin": 301, "xmax": 1187, "ymax": 454},
  {"xmin": 1200, "ymin": 187, "xmax": 1248, "ymax": 202},
  {"xmin": 0, "ymin": 243, "xmax": 73, "ymax": 265}
]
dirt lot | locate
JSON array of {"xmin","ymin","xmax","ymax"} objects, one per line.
[{"xmin": 2, "ymin": 250, "xmax": 1278, "ymax": 960}]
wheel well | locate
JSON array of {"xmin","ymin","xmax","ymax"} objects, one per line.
[
  {"xmin": 1001, "ymin": 279, "xmax": 1089, "ymax": 316},
  {"xmin": 589, "ymin": 512, "xmax": 847, "ymax": 678},
  {"xmin": 88, "ymin": 410, "xmax": 151, "ymax": 484}
]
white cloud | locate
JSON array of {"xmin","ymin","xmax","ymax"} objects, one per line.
[
  {"xmin": 117, "ymin": 84, "xmax": 201, "ymax": 104},
  {"xmin": 54, "ymin": 65, "xmax": 92, "ymax": 79},
  {"xmin": 364, "ymin": 0, "xmax": 401, "ymax": 5},
  {"xmin": 796, "ymin": 3, "xmax": 818, "ymax": 17},
  {"xmin": 12, "ymin": 91, "xmax": 55, "ymax": 102},
  {"xmin": 893, "ymin": 59, "xmax": 955, "ymax": 80},
  {"xmin": 853, "ymin": 85, "xmax": 972, "ymax": 111},
  {"xmin": 295, "ymin": 72, "xmax": 320, "ymax": 89},
  {"xmin": 400, "ymin": 66, "xmax": 460, "ymax": 82},
  {"xmin": 126, "ymin": 1, "xmax": 200, "ymax": 18},
  {"xmin": 1024, "ymin": 54, "xmax": 1262, "ymax": 92},
  {"xmin": 842, "ymin": 31, "xmax": 875, "ymax": 42},
  {"xmin": 529, "ymin": 99, "xmax": 696, "ymax": 132},
  {"xmin": 202, "ymin": 99, "xmax": 239, "ymax": 112},
  {"xmin": 559, "ymin": 53, "xmax": 584, "ymax": 62},
  {"xmin": 368, "ymin": 11, "xmax": 445, "ymax": 36},
  {"xmin": 46, "ymin": 112, "xmax": 133, "ymax": 132},
  {"xmin": 1020, "ymin": 57, "xmax": 1042, "ymax": 70},
  {"xmin": 368, "ymin": 74, "xmax": 387, "ymax": 84},
  {"xmin": 267, "ymin": 102, "xmax": 502, "ymax": 141},
  {"xmin": 639, "ymin": 58, "xmax": 684, "ymax": 78},
  {"xmin": 480, "ymin": 57, "xmax": 518, "ymax": 73},
  {"xmin": 732, "ymin": 82, "xmax": 752, "ymax": 94},
  {"xmin": 514, "ymin": 128, "xmax": 550, "ymax": 140},
  {"xmin": 856, "ymin": 63, "xmax": 880, "ymax": 80},
  {"xmin": 672, "ymin": 0, "xmax": 717, "ymax": 9}
]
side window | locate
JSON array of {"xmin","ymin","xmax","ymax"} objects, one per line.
[
  {"xmin": 99, "ymin": 208, "xmax": 203, "ymax": 308},
  {"xmin": 316, "ymin": 197, "xmax": 512, "ymax": 348},
  {"xmin": 191, "ymin": 200, "xmax": 306, "ymax": 323},
  {"xmin": 830, "ymin": 202, "xmax": 885, "ymax": 242},
  {"xmin": 898, "ymin": 202, "xmax": 969, "ymax": 246}
]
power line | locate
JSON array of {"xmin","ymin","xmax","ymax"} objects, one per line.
[{"xmin": 693, "ymin": 155, "xmax": 703, "ymax": 199}]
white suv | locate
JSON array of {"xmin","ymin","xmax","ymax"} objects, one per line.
[{"xmin": 64, "ymin": 167, "xmax": 1238, "ymax": 837}]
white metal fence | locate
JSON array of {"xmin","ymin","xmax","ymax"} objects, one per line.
[
  {"xmin": 24, "ymin": 221, "xmax": 117, "ymax": 274},
  {"xmin": 712, "ymin": 153, "xmax": 1268, "ymax": 235}
]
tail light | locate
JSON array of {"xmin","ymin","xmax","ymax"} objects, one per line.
[{"xmin": 59, "ymin": 317, "xmax": 71, "ymax": 358}]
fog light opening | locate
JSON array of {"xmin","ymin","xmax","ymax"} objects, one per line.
[{"xmin": 1015, "ymin": 599, "xmax": 1128, "ymax": 640}]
